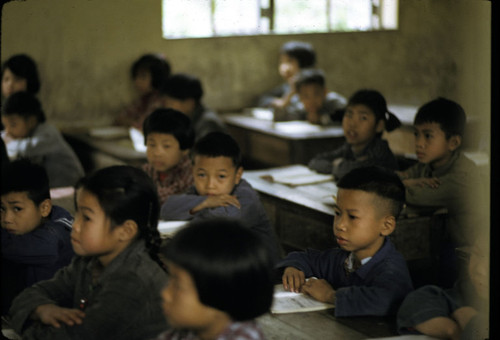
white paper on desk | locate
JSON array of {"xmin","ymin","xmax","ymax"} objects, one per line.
[
  {"xmin": 274, "ymin": 121, "xmax": 324, "ymax": 133},
  {"xmin": 88, "ymin": 126, "xmax": 130, "ymax": 139},
  {"xmin": 129, "ymin": 127, "xmax": 147, "ymax": 152},
  {"xmin": 260, "ymin": 165, "xmax": 333, "ymax": 187},
  {"xmin": 158, "ymin": 221, "xmax": 188, "ymax": 238},
  {"xmin": 271, "ymin": 284, "xmax": 334, "ymax": 314}
]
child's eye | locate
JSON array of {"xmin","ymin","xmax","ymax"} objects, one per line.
[
  {"xmin": 13, "ymin": 206, "xmax": 22, "ymax": 212},
  {"xmin": 197, "ymin": 173, "xmax": 206, "ymax": 178},
  {"xmin": 424, "ymin": 133, "xmax": 433, "ymax": 139},
  {"xmin": 360, "ymin": 115, "xmax": 368, "ymax": 121},
  {"xmin": 348, "ymin": 214, "xmax": 357, "ymax": 219},
  {"xmin": 162, "ymin": 144, "xmax": 170, "ymax": 149},
  {"xmin": 218, "ymin": 175, "xmax": 227, "ymax": 179},
  {"xmin": 333, "ymin": 209, "xmax": 341, "ymax": 216}
]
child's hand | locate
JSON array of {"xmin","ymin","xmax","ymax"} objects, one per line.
[
  {"xmin": 452, "ymin": 306, "xmax": 478, "ymax": 330},
  {"xmin": 301, "ymin": 278, "xmax": 336, "ymax": 304},
  {"xmin": 307, "ymin": 111, "xmax": 320, "ymax": 124},
  {"xmin": 282, "ymin": 267, "xmax": 305, "ymax": 293},
  {"xmin": 403, "ymin": 177, "xmax": 440, "ymax": 189},
  {"xmin": 33, "ymin": 304, "xmax": 85, "ymax": 328},
  {"xmin": 191, "ymin": 195, "xmax": 241, "ymax": 213}
]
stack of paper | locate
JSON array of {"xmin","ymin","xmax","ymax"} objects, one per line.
[
  {"xmin": 260, "ymin": 165, "xmax": 333, "ymax": 187},
  {"xmin": 271, "ymin": 284, "xmax": 335, "ymax": 314}
]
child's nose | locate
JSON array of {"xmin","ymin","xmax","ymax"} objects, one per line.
[{"xmin": 2, "ymin": 210, "xmax": 13, "ymax": 223}]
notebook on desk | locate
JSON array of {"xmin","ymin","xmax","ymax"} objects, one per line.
[
  {"xmin": 271, "ymin": 283, "xmax": 335, "ymax": 314},
  {"xmin": 260, "ymin": 165, "xmax": 333, "ymax": 187}
]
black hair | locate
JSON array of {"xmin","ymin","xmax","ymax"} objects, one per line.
[
  {"xmin": 337, "ymin": 166, "xmax": 405, "ymax": 218},
  {"xmin": 280, "ymin": 41, "xmax": 316, "ymax": 68},
  {"xmin": 191, "ymin": 132, "xmax": 241, "ymax": 168},
  {"xmin": 1, "ymin": 159, "xmax": 50, "ymax": 205},
  {"xmin": 345, "ymin": 89, "xmax": 401, "ymax": 132},
  {"xmin": 295, "ymin": 69, "xmax": 326, "ymax": 91},
  {"xmin": 131, "ymin": 54, "xmax": 171, "ymax": 91},
  {"xmin": 414, "ymin": 97, "xmax": 466, "ymax": 138},
  {"xmin": 142, "ymin": 108, "xmax": 195, "ymax": 150},
  {"xmin": 3, "ymin": 91, "xmax": 46, "ymax": 123},
  {"xmin": 1, "ymin": 54, "xmax": 40, "ymax": 95},
  {"xmin": 75, "ymin": 166, "xmax": 163, "ymax": 268},
  {"xmin": 162, "ymin": 218, "xmax": 274, "ymax": 321},
  {"xmin": 161, "ymin": 73, "xmax": 203, "ymax": 104}
]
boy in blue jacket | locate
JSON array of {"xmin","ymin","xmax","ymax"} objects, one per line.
[
  {"xmin": 1, "ymin": 159, "xmax": 74, "ymax": 315},
  {"xmin": 160, "ymin": 132, "xmax": 281, "ymax": 263},
  {"xmin": 277, "ymin": 166, "xmax": 413, "ymax": 317}
]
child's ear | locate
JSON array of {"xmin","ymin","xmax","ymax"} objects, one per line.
[
  {"xmin": 118, "ymin": 220, "xmax": 139, "ymax": 241},
  {"xmin": 235, "ymin": 166, "xmax": 244, "ymax": 184},
  {"xmin": 380, "ymin": 216, "xmax": 396, "ymax": 236},
  {"xmin": 39, "ymin": 199, "xmax": 52, "ymax": 218},
  {"xmin": 26, "ymin": 116, "xmax": 38, "ymax": 132},
  {"xmin": 448, "ymin": 135, "xmax": 462, "ymax": 151},
  {"xmin": 182, "ymin": 148, "xmax": 189, "ymax": 156},
  {"xmin": 375, "ymin": 119, "xmax": 385, "ymax": 134}
]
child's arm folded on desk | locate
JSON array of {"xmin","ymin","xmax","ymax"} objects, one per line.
[
  {"xmin": 161, "ymin": 194, "xmax": 241, "ymax": 220},
  {"xmin": 160, "ymin": 194, "xmax": 206, "ymax": 220}
]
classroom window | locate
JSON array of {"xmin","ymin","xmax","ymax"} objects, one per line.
[{"xmin": 162, "ymin": 0, "xmax": 398, "ymax": 39}]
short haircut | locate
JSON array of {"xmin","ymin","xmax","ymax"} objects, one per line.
[
  {"xmin": 346, "ymin": 89, "xmax": 401, "ymax": 132},
  {"xmin": 1, "ymin": 159, "xmax": 50, "ymax": 205},
  {"xmin": 131, "ymin": 54, "xmax": 171, "ymax": 91},
  {"xmin": 3, "ymin": 91, "xmax": 46, "ymax": 123},
  {"xmin": 295, "ymin": 69, "xmax": 326, "ymax": 92},
  {"xmin": 414, "ymin": 97, "xmax": 466, "ymax": 138},
  {"xmin": 280, "ymin": 41, "xmax": 316, "ymax": 68},
  {"xmin": 162, "ymin": 73, "xmax": 203, "ymax": 103},
  {"xmin": 191, "ymin": 132, "xmax": 241, "ymax": 168},
  {"xmin": 2, "ymin": 54, "xmax": 40, "ymax": 95},
  {"xmin": 142, "ymin": 108, "xmax": 195, "ymax": 150},
  {"xmin": 162, "ymin": 218, "xmax": 274, "ymax": 321},
  {"xmin": 337, "ymin": 166, "xmax": 405, "ymax": 218}
]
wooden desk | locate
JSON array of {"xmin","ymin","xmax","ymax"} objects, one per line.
[
  {"xmin": 243, "ymin": 166, "xmax": 446, "ymax": 283},
  {"xmin": 223, "ymin": 114, "xmax": 344, "ymax": 168},
  {"xmin": 258, "ymin": 310, "xmax": 397, "ymax": 339},
  {"xmin": 62, "ymin": 128, "xmax": 147, "ymax": 172}
]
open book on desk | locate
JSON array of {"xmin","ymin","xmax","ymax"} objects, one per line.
[
  {"xmin": 271, "ymin": 284, "xmax": 335, "ymax": 314},
  {"xmin": 260, "ymin": 165, "xmax": 333, "ymax": 187}
]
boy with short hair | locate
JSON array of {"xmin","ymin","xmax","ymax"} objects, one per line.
[
  {"xmin": 1, "ymin": 159, "xmax": 75, "ymax": 315},
  {"xmin": 258, "ymin": 41, "xmax": 316, "ymax": 113},
  {"xmin": 278, "ymin": 166, "xmax": 413, "ymax": 317},
  {"xmin": 396, "ymin": 98, "xmax": 485, "ymax": 286},
  {"xmin": 160, "ymin": 132, "xmax": 280, "ymax": 263},
  {"xmin": 162, "ymin": 73, "xmax": 225, "ymax": 140},
  {"xmin": 1, "ymin": 91, "xmax": 84, "ymax": 188},
  {"xmin": 291, "ymin": 68, "xmax": 346, "ymax": 125},
  {"xmin": 142, "ymin": 108, "xmax": 195, "ymax": 205}
]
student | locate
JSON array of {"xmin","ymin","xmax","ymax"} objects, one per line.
[
  {"xmin": 1, "ymin": 92, "xmax": 84, "ymax": 188},
  {"xmin": 142, "ymin": 108, "xmax": 195, "ymax": 206},
  {"xmin": 1, "ymin": 160, "xmax": 74, "ymax": 315},
  {"xmin": 114, "ymin": 53, "xmax": 171, "ymax": 130},
  {"xmin": 397, "ymin": 231, "xmax": 489, "ymax": 339},
  {"xmin": 277, "ymin": 166, "xmax": 413, "ymax": 317},
  {"xmin": 8, "ymin": 166, "xmax": 169, "ymax": 340},
  {"xmin": 308, "ymin": 89, "xmax": 401, "ymax": 180},
  {"xmin": 257, "ymin": 41, "xmax": 316, "ymax": 115},
  {"xmin": 160, "ymin": 132, "xmax": 281, "ymax": 263},
  {"xmin": 291, "ymin": 68, "xmax": 346, "ymax": 125},
  {"xmin": 162, "ymin": 73, "xmax": 225, "ymax": 140},
  {"xmin": 2, "ymin": 54, "xmax": 40, "ymax": 99},
  {"xmin": 154, "ymin": 218, "xmax": 274, "ymax": 340},
  {"xmin": 396, "ymin": 98, "xmax": 485, "ymax": 287}
]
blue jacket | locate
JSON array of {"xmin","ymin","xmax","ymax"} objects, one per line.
[
  {"xmin": 1, "ymin": 205, "xmax": 75, "ymax": 314},
  {"xmin": 160, "ymin": 179, "xmax": 281, "ymax": 263},
  {"xmin": 276, "ymin": 237, "xmax": 413, "ymax": 317}
]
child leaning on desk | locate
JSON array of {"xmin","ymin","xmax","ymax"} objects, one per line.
[
  {"xmin": 277, "ymin": 166, "xmax": 413, "ymax": 317},
  {"xmin": 1, "ymin": 92, "xmax": 85, "ymax": 188},
  {"xmin": 395, "ymin": 98, "xmax": 485, "ymax": 287},
  {"xmin": 289, "ymin": 68, "xmax": 346, "ymax": 125},
  {"xmin": 308, "ymin": 89, "xmax": 401, "ymax": 181},
  {"xmin": 160, "ymin": 132, "xmax": 281, "ymax": 264},
  {"xmin": 142, "ymin": 108, "xmax": 195, "ymax": 206},
  {"xmin": 153, "ymin": 218, "xmax": 274, "ymax": 340},
  {"xmin": 257, "ymin": 41, "xmax": 316, "ymax": 115},
  {"xmin": 8, "ymin": 166, "xmax": 168, "ymax": 340},
  {"xmin": 1, "ymin": 160, "xmax": 74, "ymax": 316}
]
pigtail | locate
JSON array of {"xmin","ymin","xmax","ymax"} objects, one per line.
[
  {"xmin": 384, "ymin": 111, "xmax": 402, "ymax": 132},
  {"xmin": 144, "ymin": 202, "xmax": 164, "ymax": 270}
]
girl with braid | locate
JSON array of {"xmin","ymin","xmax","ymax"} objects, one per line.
[{"xmin": 8, "ymin": 166, "xmax": 169, "ymax": 340}]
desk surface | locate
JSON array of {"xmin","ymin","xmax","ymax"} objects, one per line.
[
  {"xmin": 243, "ymin": 165, "xmax": 338, "ymax": 216},
  {"xmin": 224, "ymin": 114, "xmax": 344, "ymax": 140}
]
